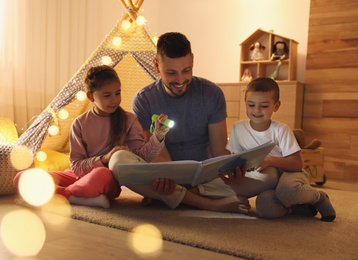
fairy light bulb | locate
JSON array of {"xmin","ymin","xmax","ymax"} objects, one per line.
[
  {"xmin": 121, "ymin": 20, "xmax": 131, "ymax": 30},
  {"xmin": 76, "ymin": 91, "xmax": 86, "ymax": 101},
  {"xmin": 36, "ymin": 151, "xmax": 47, "ymax": 162},
  {"xmin": 58, "ymin": 109, "xmax": 69, "ymax": 120},
  {"xmin": 113, "ymin": 37, "xmax": 122, "ymax": 46},
  {"xmin": 102, "ymin": 56, "xmax": 112, "ymax": 65},
  {"xmin": 136, "ymin": 16, "xmax": 146, "ymax": 26},
  {"xmin": 48, "ymin": 125, "xmax": 59, "ymax": 136}
]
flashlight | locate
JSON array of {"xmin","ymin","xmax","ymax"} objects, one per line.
[{"xmin": 150, "ymin": 114, "xmax": 175, "ymax": 134}]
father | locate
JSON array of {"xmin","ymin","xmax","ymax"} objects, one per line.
[{"xmin": 131, "ymin": 32, "xmax": 277, "ymax": 212}]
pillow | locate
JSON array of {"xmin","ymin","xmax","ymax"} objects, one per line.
[{"xmin": 34, "ymin": 149, "xmax": 70, "ymax": 171}]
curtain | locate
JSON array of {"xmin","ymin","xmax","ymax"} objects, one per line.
[{"xmin": 0, "ymin": 0, "xmax": 116, "ymax": 135}]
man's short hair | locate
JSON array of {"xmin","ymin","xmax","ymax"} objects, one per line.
[
  {"xmin": 245, "ymin": 77, "xmax": 280, "ymax": 103},
  {"xmin": 156, "ymin": 32, "xmax": 192, "ymax": 59}
]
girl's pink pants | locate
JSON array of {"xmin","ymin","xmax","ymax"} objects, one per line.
[{"xmin": 13, "ymin": 167, "xmax": 121, "ymax": 200}]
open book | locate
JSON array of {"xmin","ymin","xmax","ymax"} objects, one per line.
[{"xmin": 117, "ymin": 141, "xmax": 276, "ymax": 186}]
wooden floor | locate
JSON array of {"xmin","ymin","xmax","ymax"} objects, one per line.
[{"xmin": 1, "ymin": 179, "xmax": 357, "ymax": 260}]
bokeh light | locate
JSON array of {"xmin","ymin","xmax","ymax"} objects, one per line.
[
  {"xmin": 48, "ymin": 125, "xmax": 59, "ymax": 136},
  {"xmin": 36, "ymin": 151, "xmax": 47, "ymax": 162},
  {"xmin": 76, "ymin": 90, "xmax": 87, "ymax": 101},
  {"xmin": 102, "ymin": 56, "xmax": 112, "ymax": 65},
  {"xmin": 58, "ymin": 109, "xmax": 69, "ymax": 120},
  {"xmin": 0, "ymin": 209, "xmax": 46, "ymax": 257},
  {"xmin": 10, "ymin": 145, "xmax": 34, "ymax": 170},
  {"xmin": 18, "ymin": 169, "xmax": 55, "ymax": 207},
  {"xmin": 113, "ymin": 36, "xmax": 122, "ymax": 46},
  {"xmin": 128, "ymin": 224, "xmax": 163, "ymax": 257}
]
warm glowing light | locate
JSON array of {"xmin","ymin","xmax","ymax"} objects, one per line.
[
  {"xmin": 36, "ymin": 151, "xmax": 47, "ymax": 162},
  {"xmin": 121, "ymin": 20, "xmax": 131, "ymax": 30},
  {"xmin": 18, "ymin": 169, "xmax": 55, "ymax": 207},
  {"xmin": 152, "ymin": 36, "xmax": 159, "ymax": 45},
  {"xmin": 102, "ymin": 56, "xmax": 112, "ymax": 65},
  {"xmin": 40, "ymin": 194, "xmax": 71, "ymax": 229},
  {"xmin": 112, "ymin": 36, "xmax": 122, "ymax": 46},
  {"xmin": 10, "ymin": 145, "xmax": 33, "ymax": 170},
  {"xmin": 136, "ymin": 15, "xmax": 146, "ymax": 26},
  {"xmin": 58, "ymin": 109, "xmax": 69, "ymax": 120},
  {"xmin": 0, "ymin": 209, "xmax": 46, "ymax": 257},
  {"xmin": 48, "ymin": 125, "xmax": 59, "ymax": 136},
  {"xmin": 76, "ymin": 91, "xmax": 87, "ymax": 101},
  {"xmin": 128, "ymin": 224, "xmax": 163, "ymax": 257}
]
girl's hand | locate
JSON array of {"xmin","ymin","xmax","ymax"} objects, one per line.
[
  {"xmin": 219, "ymin": 163, "xmax": 248, "ymax": 186},
  {"xmin": 101, "ymin": 145, "xmax": 129, "ymax": 165},
  {"xmin": 154, "ymin": 114, "xmax": 170, "ymax": 142}
]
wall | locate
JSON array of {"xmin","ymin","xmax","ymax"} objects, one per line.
[
  {"xmin": 116, "ymin": 0, "xmax": 311, "ymax": 83},
  {"xmin": 304, "ymin": 0, "xmax": 358, "ymax": 181},
  {"xmin": 1, "ymin": 0, "xmax": 311, "ymax": 134}
]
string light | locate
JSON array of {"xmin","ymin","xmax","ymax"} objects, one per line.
[
  {"xmin": 76, "ymin": 91, "xmax": 87, "ymax": 101},
  {"xmin": 36, "ymin": 151, "xmax": 47, "ymax": 162},
  {"xmin": 121, "ymin": 20, "xmax": 131, "ymax": 30},
  {"xmin": 113, "ymin": 36, "xmax": 122, "ymax": 46},
  {"xmin": 136, "ymin": 16, "xmax": 146, "ymax": 26},
  {"xmin": 102, "ymin": 56, "xmax": 112, "ymax": 65},
  {"xmin": 58, "ymin": 109, "xmax": 69, "ymax": 120},
  {"xmin": 48, "ymin": 125, "xmax": 59, "ymax": 136}
]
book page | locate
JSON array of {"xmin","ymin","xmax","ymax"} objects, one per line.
[
  {"xmin": 192, "ymin": 141, "xmax": 275, "ymax": 186},
  {"xmin": 118, "ymin": 161, "xmax": 199, "ymax": 186}
]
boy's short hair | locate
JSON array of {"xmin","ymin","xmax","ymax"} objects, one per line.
[
  {"xmin": 156, "ymin": 32, "xmax": 192, "ymax": 59},
  {"xmin": 245, "ymin": 77, "xmax": 280, "ymax": 103}
]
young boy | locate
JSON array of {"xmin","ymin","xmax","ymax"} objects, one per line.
[{"xmin": 225, "ymin": 77, "xmax": 336, "ymax": 221}]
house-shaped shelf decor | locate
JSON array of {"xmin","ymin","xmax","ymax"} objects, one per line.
[{"xmin": 239, "ymin": 28, "xmax": 298, "ymax": 81}]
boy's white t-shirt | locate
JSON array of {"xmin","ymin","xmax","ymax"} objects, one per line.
[{"xmin": 226, "ymin": 120, "xmax": 300, "ymax": 158}]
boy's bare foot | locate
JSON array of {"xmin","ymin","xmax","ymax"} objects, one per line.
[{"xmin": 212, "ymin": 195, "xmax": 251, "ymax": 214}]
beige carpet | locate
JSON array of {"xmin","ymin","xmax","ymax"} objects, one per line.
[{"xmin": 16, "ymin": 186, "xmax": 358, "ymax": 260}]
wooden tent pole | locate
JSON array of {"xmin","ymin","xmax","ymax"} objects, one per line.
[
  {"xmin": 120, "ymin": 0, "xmax": 144, "ymax": 21},
  {"xmin": 119, "ymin": 0, "xmax": 137, "ymax": 21}
]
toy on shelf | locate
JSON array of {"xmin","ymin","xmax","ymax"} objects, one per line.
[
  {"xmin": 249, "ymin": 41, "xmax": 265, "ymax": 61},
  {"xmin": 269, "ymin": 60, "xmax": 283, "ymax": 80},
  {"xmin": 241, "ymin": 68, "xmax": 253, "ymax": 82},
  {"xmin": 270, "ymin": 41, "xmax": 289, "ymax": 61}
]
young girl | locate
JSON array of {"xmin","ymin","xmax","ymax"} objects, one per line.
[{"xmin": 14, "ymin": 65, "xmax": 170, "ymax": 208}]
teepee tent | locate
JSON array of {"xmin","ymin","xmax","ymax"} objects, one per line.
[{"xmin": 0, "ymin": 0, "xmax": 159, "ymax": 195}]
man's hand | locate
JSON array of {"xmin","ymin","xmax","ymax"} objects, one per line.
[
  {"xmin": 218, "ymin": 163, "xmax": 247, "ymax": 186},
  {"xmin": 152, "ymin": 178, "xmax": 176, "ymax": 195}
]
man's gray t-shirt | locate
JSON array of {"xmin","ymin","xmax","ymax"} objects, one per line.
[{"xmin": 132, "ymin": 76, "xmax": 227, "ymax": 161}]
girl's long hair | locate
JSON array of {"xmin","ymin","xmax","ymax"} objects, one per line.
[{"xmin": 84, "ymin": 65, "xmax": 127, "ymax": 147}]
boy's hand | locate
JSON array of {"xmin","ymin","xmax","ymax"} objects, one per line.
[
  {"xmin": 219, "ymin": 163, "xmax": 247, "ymax": 186},
  {"xmin": 152, "ymin": 178, "xmax": 176, "ymax": 195},
  {"xmin": 154, "ymin": 114, "xmax": 170, "ymax": 141}
]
